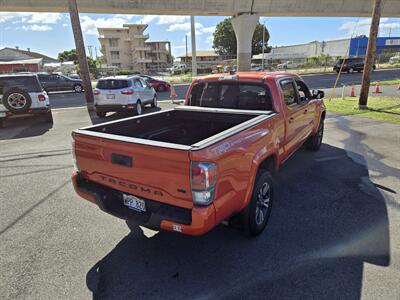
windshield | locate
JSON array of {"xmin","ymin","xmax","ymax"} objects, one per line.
[
  {"xmin": 96, "ymin": 79, "xmax": 131, "ymax": 90},
  {"xmin": 189, "ymin": 82, "xmax": 274, "ymax": 111}
]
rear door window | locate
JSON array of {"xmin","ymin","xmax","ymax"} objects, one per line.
[
  {"xmin": 0, "ymin": 76, "xmax": 42, "ymax": 94},
  {"xmin": 97, "ymin": 79, "xmax": 131, "ymax": 90},
  {"xmin": 189, "ymin": 82, "xmax": 274, "ymax": 111}
]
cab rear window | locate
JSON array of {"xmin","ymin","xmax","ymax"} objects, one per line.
[
  {"xmin": 188, "ymin": 82, "xmax": 274, "ymax": 111},
  {"xmin": 96, "ymin": 79, "xmax": 131, "ymax": 90}
]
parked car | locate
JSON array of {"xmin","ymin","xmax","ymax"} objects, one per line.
[
  {"xmin": 0, "ymin": 74, "xmax": 52, "ymax": 128},
  {"xmin": 170, "ymin": 64, "xmax": 189, "ymax": 75},
  {"xmin": 93, "ymin": 76, "xmax": 157, "ymax": 118},
  {"xmin": 277, "ymin": 61, "xmax": 299, "ymax": 69},
  {"xmin": 68, "ymin": 73, "xmax": 81, "ymax": 79},
  {"xmin": 333, "ymin": 57, "xmax": 376, "ymax": 73},
  {"xmin": 37, "ymin": 73, "xmax": 84, "ymax": 93},
  {"xmin": 138, "ymin": 74, "xmax": 171, "ymax": 92},
  {"xmin": 72, "ymin": 72, "xmax": 326, "ymax": 236},
  {"xmin": 389, "ymin": 55, "xmax": 400, "ymax": 65}
]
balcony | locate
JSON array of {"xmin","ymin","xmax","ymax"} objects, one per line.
[
  {"xmin": 133, "ymin": 34, "xmax": 149, "ymax": 39},
  {"xmin": 131, "ymin": 46, "xmax": 151, "ymax": 52},
  {"xmin": 134, "ymin": 58, "xmax": 152, "ymax": 63},
  {"xmin": 151, "ymin": 49, "xmax": 168, "ymax": 54}
]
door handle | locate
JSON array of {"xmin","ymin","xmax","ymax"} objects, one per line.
[
  {"xmin": 304, "ymin": 109, "xmax": 308, "ymax": 114},
  {"xmin": 289, "ymin": 117, "xmax": 294, "ymax": 123}
]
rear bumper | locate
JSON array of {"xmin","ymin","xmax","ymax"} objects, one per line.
[
  {"xmin": 95, "ymin": 104, "xmax": 136, "ymax": 112},
  {"xmin": 71, "ymin": 172, "xmax": 216, "ymax": 236},
  {"xmin": 0, "ymin": 106, "xmax": 51, "ymax": 119}
]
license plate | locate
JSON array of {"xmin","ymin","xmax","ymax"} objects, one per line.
[
  {"xmin": 106, "ymin": 94, "xmax": 115, "ymax": 100},
  {"xmin": 123, "ymin": 194, "xmax": 146, "ymax": 212}
]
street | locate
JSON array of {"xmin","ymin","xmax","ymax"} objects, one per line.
[
  {"xmin": 48, "ymin": 68, "xmax": 400, "ymax": 109},
  {"xmin": 0, "ymin": 103, "xmax": 399, "ymax": 299}
]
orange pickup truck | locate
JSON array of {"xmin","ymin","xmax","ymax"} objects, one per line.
[{"xmin": 72, "ymin": 72, "xmax": 326, "ymax": 236}]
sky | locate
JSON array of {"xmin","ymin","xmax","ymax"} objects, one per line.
[{"xmin": 0, "ymin": 12, "xmax": 399, "ymax": 60}]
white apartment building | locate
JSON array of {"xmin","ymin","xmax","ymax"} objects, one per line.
[{"xmin": 99, "ymin": 24, "xmax": 172, "ymax": 73}]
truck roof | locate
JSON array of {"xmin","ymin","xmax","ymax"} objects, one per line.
[{"xmin": 195, "ymin": 71, "xmax": 300, "ymax": 82}]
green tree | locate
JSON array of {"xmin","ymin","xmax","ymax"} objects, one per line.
[
  {"xmin": 212, "ymin": 18, "xmax": 270, "ymax": 56},
  {"xmin": 58, "ymin": 49, "xmax": 99, "ymax": 78},
  {"xmin": 58, "ymin": 49, "xmax": 78, "ymax": 63}
]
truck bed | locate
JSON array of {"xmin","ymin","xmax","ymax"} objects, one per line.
[{"xmin": 77, "ymin": 107, "xmax": 273, "ymax": 149}]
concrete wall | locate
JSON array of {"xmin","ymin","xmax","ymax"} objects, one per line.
[{"xmin": 1, "ymin": 0, "xmax": 400, "ymax": 17}]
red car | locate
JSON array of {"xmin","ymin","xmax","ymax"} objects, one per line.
[{"xmin": 139, "ymin": 75, "xmax": 171, "ymax": 92}]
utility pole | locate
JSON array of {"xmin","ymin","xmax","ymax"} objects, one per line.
[
  {"xmin": 87, "ymin": 45, "xmax": 93, "ymax": 59},
  {"xmin": 67, "ymin": 0, "xmax": 94, "ymax": 112},
  {"xmin": 185, "ymin": 35, "xmax": 188, "ymax": 64},
  {"xmin": 190, "ymin": 16, "xmax": 197, "ymax": 76},
  {"xmin": 359, "ymin": 0, "xmax": 382, "ymax": 108},
  {"xmin": 262, "ymin": 22, "xmax": 265, "ymax": 71}
]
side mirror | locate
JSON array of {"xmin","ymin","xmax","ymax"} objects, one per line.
[{"xmin": 312, "ymin": 89, "xmax": 324, "ymax": 99}]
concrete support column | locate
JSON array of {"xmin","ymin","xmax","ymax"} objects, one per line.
[
  {"xmin": 190, "ymin": 16, "xmax": 197, "ymax": 76},
  {"xmin": 231, "ymin": 13, "xmax": 259, "ymax": 72}
]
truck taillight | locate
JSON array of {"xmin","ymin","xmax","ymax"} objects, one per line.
[
  {"xmin": 191, "ymin": 162, "xmax": 217, "ymax": 206},
  {"xmin": 38, "ymin": 94, "xmax": 46, "ymax": 101},
  {"xmin": 121, "ymin": 89, "xmax": 134, "ymax": 95},
  {"xmin": 93, "ymin": 89, "xmax": 100, "ymax": 96}
]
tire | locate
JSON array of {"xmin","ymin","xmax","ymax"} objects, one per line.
[
  {"xmin": 96, "ymin": 111, "xmax": 106, "ymax": 118},
  {"xmin": 135, "ymin": 100, "xmax": 142, "ymax": 115},
  {"xmin": 157, "ymin": 85, "xmax": 166, "ymax": 92},
  {"xmin": 44, "ymin": 111, "xmax": 53, "ymax": 124},
  {"xmin": 348, "ymin": 68, "xmax": 354, "ymax": 74},
  {"xmin": 242, "ymin": 170, "xmax": 274, "ymax": 236},
  {"xmin": 2, "ymin": 88, "xmax": 32, "ymax": 113},
  {"xmin": 306, "ymin": 118, "xmax": 324, "ymax": 151},
  {"xmin": 151, "ymin": 95, "xmax": 157, "ymax": 108},
  {"xmin": 73, "ymin": 84, "xmax": 83, "ymax": 93}
]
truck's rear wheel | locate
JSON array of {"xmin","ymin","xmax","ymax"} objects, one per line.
[
  {"xmin": 241, "ymin": 170, "xmax": 274, "ymax": 236},
  {"xmin": 306, "ymin": 118, "xmax": 324, "ymax": 151}
]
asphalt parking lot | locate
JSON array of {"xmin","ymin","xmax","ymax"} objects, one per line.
[
  {"xmin": 0, "ymin": 103, "xmax": 399, "ymax": 299},
  {"xmin": 47, "ymin": 68, "xmax": 400, "ymax": 109}
]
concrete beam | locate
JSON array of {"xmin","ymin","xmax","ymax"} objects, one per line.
[
  {"xmin": 1, "ymin": 0, "xmax": 400, "ymax": 17},
  {"xmin": 231, "ymin": 13, "xmax": 259, "ymax": 72}
]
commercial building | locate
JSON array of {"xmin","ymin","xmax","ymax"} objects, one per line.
[
  {"xmin": 254, "ymin": 37, "xmax": 400, "ymax": 62},
  {"xmin": 178, "ymin": 50, "xmax": 235, "ymax": 69},
  {"xmin": 99, "ymin": 24, "xmax": 172, "ymax": 73}
]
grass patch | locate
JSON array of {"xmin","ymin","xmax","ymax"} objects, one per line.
[
  {"xmin": 370, "ymin": 78, "xmax": 400, "ymax": 86},
  {"xmin": 325, "ymin": 96, "xmax": 400, "ymax": 124}
]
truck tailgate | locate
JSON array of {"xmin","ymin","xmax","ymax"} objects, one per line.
[{"xmin": 73, "ymin": 133, "xmax": 193, "ymax": 209}]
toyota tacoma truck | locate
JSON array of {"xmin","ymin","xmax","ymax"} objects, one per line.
[{"xmin": 71, "ymin": 72, "xmax": 326, "ymax": 236}]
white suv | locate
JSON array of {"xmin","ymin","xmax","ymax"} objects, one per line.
[
  {"xmin": 93, "ymin": 76, "xmax": 157, "ymax": 118},
  {"xmin": 0, "ymin": 74, "xmax": 52, "ymax": 128}
]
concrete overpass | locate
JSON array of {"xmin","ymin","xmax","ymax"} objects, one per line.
[
  {"xmin": 1, "ymin": 0, "xmax": 395, "ymax": 107},
  {"xmin": 1, "ymin": 0, "xmax": 400, "ymax": 17}
]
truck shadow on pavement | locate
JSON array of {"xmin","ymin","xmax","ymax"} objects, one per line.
[{"xmin": 86, "ymin": 144, "xmax": 390, "ymax": 300}]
